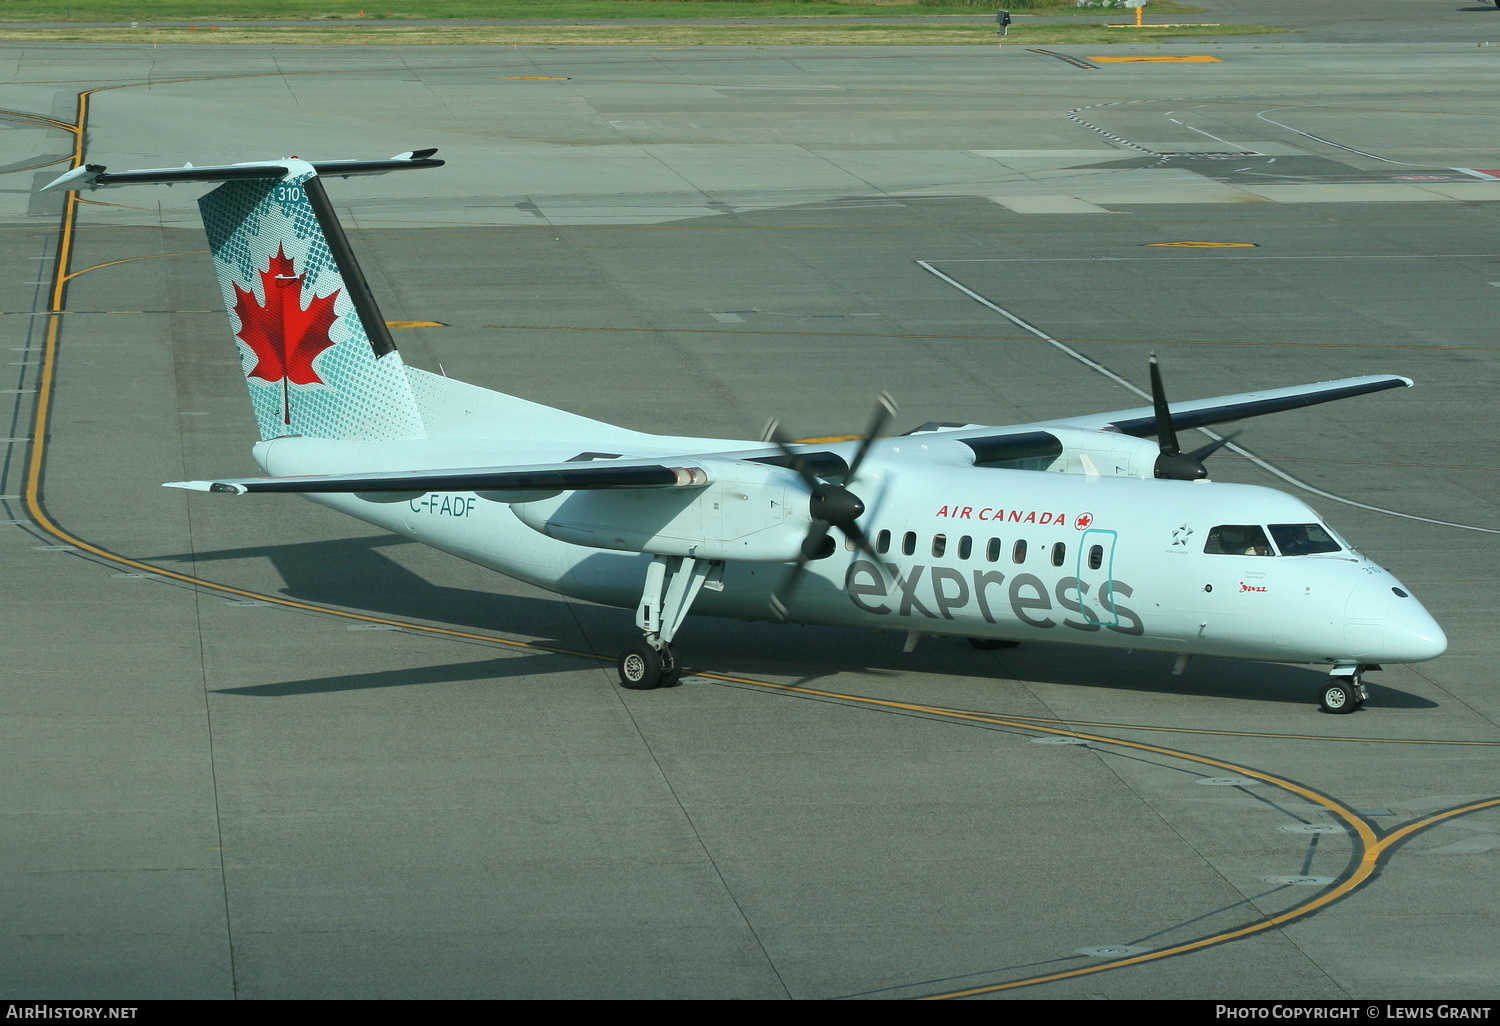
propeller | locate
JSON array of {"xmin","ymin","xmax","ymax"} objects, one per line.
[
  {"xmin": 767, "ymin": 393, "xmax": 896, "ymax": 622},
  {"xmin": 1148, "ymin": 354, "xmax": 1237, "ymax": 481}
]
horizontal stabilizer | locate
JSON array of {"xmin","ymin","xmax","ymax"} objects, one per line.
[
  {"xmin": 42, "ymin": 149, "xmax": 442, "ymax": 192},
  {"xmin": 165, "ymin": 457, "xmax": 712, "ymax": 496},
  {"xmin": 1099, "ymin": 374, "xmax": 1413, "ymax": 437}
]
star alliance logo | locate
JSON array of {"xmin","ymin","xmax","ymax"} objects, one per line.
[{"xmin": 1171, "ymin": 524, "xmax": 1194, "ymax": 547}]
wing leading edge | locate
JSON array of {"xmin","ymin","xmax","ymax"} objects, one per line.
[
  {"xmin": 1096, "ymin": 373, "xmax": 1412, "ymax": 437},
  {"xmin": 166, "ymin": 458, "xmax": 709, "ymax": 496}
]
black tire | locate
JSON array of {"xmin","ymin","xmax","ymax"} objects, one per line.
[
  {"xmin": 618, "ymin": 642, "xmax": 665, "ymax": 690},
  {"xmin": 1320, "ymin": 678, "xmax": 1358, "ymax": 714},
  {"xmin": 969, "ymin": 637, "xmax": 1020, "ymax": 650}
]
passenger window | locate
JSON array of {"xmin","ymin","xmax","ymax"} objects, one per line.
[
  {"xmin": 1269, "ymin": 523, "xmax": 1342, "ymax": 556},
  {"xmin": 986, "ymin": 537, "xmax": 1001, "ymax": 563},
  {"xmin": 932, "ymin": 534, "xmax": 947, "ymax": 558},
  {"xmin": 1012, "ymin": 539, "xmax": 1027, "ymax": 564},
  {"xmin": 958, "ymin": 535, "xmax": 972, "ymax": 561},
  {"xmin": 876, "ymin": 530, "xmax": 890, "ymax": 554},
  {"xmin": 902, "ymin": 531, "xmax": 916, "ymax": 556},
  {"xmin": 1204, "ymin": 524, "xmax": 1273, "ymax": 557},
  {"xmin": 1051, "ymin": 542, "xmax": 1065, "ymax": 567},
  {"xmin": 1088, "ymin": 544, "xmax": 1103, "ymax": 571}
]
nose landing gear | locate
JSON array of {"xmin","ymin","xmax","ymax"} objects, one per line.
[{"xmin": 1320, "ymin": 664, "xmax": 1376, "ymax": 714}]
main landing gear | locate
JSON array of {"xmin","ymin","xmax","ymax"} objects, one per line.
[
  {"xmin": 1320, "ymin": 664, "xmax": 1376, "ymax": 714},
  {"xmin": 617, "ymin": 555, "xmax": 723, "ymax": 690}
]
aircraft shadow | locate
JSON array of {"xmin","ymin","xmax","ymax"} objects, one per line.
[
  {"xmin": 674, "ymin": 617, "xmax": 1440, "ymax": 711},
  {"xmin": 150, "ymin": 533, "xmax": 612, "ymax": 641},
  {"xmin": 157, "ymin": 536, "xmax": 1438, "ymax": 711},
  {"xmin": 214, "ymin": 652, "xmax": 581, "ymax": 697}
]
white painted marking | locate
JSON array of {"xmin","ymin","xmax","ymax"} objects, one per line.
[
  {"xmin": 1256, "ymin": 108, "xmax": 1425, "ymax": 166},
  {"xmin": 1187, "ymin": 124, "xmax": 1242, "ymax": 148},
  {"xmin": 1263, "ymin": 876, "xmax": 1334, "ymax": 886},
  {"xmin": 990, "ymin": 195, "xmax": 1110, "ymax": 214},
  {"xmin": 1075, "ymin": 945, "xmax": 1149, "ymax": 957}
]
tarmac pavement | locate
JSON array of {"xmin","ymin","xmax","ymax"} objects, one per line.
[{"xmin": 0, "ymin": 30, "xmax": 1497, "ymax": 1000}]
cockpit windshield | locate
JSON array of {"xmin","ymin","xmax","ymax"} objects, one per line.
[
  {"xmin": 1204, "ymin": 523, "xmax": 1344, "ymax": 557},
  {"xmin": 1268, "ymin": 523, "xmax": 1342, "ymax": 556},
  {"xmin": 1204, "ymin": 525, "xmax": 1273, "ymax": 556}
]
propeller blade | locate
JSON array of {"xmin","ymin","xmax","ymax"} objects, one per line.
[
  {"xmin": 766, "ymin": 422, "xmax": 824, "ymax": 492},
  {"xmin": 765, "ymin": 393, "xmax": 897, "ymax": 621},
  {"xmin": 770, "ymin": 522, "xmax": 833, "ymax": 621},
  {"xmin": 837, "ymin": 520, "xmax": 887, "ymax": 575},
  {"xmin": 845, "ymin": 392, "xmax": 897, "ymax": 483},
  {"xmin": 1149, "ymin": 354, "xmax": 1210, "ymax": 480},
  {"xmin": 1148, "ymin": 353, "xmax": 1181, "ymax": 458}
]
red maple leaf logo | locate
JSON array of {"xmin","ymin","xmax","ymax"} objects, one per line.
[{"xmin": 231, "ymin": 246, "xmax": 341, "ymax": 423}]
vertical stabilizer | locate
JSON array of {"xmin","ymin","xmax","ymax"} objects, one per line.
[{"xmin": 198, "ymin": 162, "xmax": 425, "ymax": 441}]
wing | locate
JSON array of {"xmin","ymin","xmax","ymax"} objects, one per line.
[
  {"xmin": 1065, "ymin": 374, "xmax": 1412, "ymax": 437},
  {"xmin": 165, "ymin": 457, "xmax": 709, "ymax": 497}
]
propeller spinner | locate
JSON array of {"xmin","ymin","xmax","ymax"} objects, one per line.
[{"xmin": 767, "ymin": 393, "xmax": 896, "ymax": 621}]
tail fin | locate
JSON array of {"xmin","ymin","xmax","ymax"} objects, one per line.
[{"xmin": 46, "ymin": 152, "xmax": 442, "ymax": 441}]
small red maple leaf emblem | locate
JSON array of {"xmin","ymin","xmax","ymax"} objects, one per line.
[{"xmin": 231, "ymin": 246, "xmax": 342, "ymax": 423}]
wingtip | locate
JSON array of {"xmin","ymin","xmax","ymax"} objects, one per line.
[{"xmin": 163, "ymin": 480, "xmax": 245, "ymax": 494}]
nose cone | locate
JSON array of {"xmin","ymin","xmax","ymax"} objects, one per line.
[
  {"xmin": 1343, "ymin": 576, "xmax": 1447, "ymax": 664},
  {"xmin": 1384, "ymin": 592, "xmax": 1448, "ymax": 663}
]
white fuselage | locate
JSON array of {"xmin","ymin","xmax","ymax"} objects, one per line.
[{"xmin": 255, "ymin": 434, "xmax": 1447, "ymax": 670}]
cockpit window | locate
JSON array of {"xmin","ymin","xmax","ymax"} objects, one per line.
[
  {"xmin": 1204, "ymin": 525, "xmax": 1273, "ymax": 557},
  {"xmin": 1269, "ymin": 523, "xmax": 1342, "ymax": 556}
]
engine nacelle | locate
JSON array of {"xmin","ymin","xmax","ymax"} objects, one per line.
[
  {"xmin": 511, "ymin": 458, "xmax": 812, "ymax": 562},
  {"xmin": 1044, "ymin": 427, "xmax": 1162, "ymax": 479}
]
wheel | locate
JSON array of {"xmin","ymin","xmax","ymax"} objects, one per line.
[
  {"xmin": 1319, "ymin": 678, "xmax": 1358, "ymax": 714},
  {"xmin": 969, "ymin": 637, "xmax": 1020, "ymax": 650},
  {"xmin": 618, "ymin": 641, "xmax": 666, "ymax": 690}
]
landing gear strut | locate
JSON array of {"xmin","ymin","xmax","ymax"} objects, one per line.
[
  {"xmin": 1320, "ymin": 664, "xmax": 1375, "ymax": 714},
  {"xmin": 617, "ymin": 555, "xmax": 722, "ymax": 690}
]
